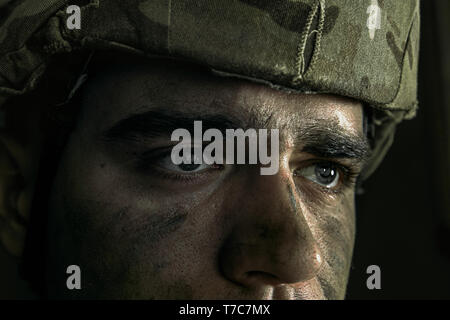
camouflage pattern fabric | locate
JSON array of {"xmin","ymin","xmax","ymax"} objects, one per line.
[{"xmin": 0, "ymin": 0, "xmax": 420, "ymax": 179}]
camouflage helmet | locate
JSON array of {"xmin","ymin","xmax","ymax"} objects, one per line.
[{"xmin": 0, "ymin": 0, "xmax": 420, "ymax": 179}]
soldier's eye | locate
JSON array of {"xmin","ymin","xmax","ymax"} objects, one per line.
[
  {"xmin": 295, "ymin": 162, "xmax": 340, "ymax": 188},
  {"xmin": 156, "ymin": 155, "xmax": 215, "ymax": 173},
  {"xmin": 142, "ymin": 145, "xmax": 225, "ymax": 179}
]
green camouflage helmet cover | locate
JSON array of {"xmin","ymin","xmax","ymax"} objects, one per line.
[{"xmin": 0, "ymin": 0, "xmax": 420, "ymax": 179}]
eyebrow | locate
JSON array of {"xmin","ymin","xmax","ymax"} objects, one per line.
[
  {"xmin": 104, "ymin": 108, "xmax": 371, "ymax": 163},
  {"xmin": 103, "ymin": 109, "xmax": 246, "ymax": 142},
  {"xmin": 297, "ymin": 123, "xmax": 371, "ymax": 163}
]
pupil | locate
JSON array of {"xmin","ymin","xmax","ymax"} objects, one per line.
[
  {"xmin": 315, "ymin": 164, "xmax": 336, "ymax": 184},
  {"xmin": 178, "ymin": 163, "xmax": 201, "ymax": 171}
]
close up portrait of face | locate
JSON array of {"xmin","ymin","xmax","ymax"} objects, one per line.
[
  {"xmin": 43, "ymin": 58, "xmax": 368, "ymax": 299},
  {"xmin": 5, "ymin": 0, "xmax": 449, "ymax": 303}
]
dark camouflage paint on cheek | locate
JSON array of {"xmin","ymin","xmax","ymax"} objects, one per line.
[
  {"xmin": 50, "ymin": 193, "xmax": 193, "ymax": 298},
  {"xmin": 283, "ymin": 174, "xmax": 356, "ymax": 299}
]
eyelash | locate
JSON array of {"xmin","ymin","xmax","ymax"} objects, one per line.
[{"xmin": 151, "ymin": 169, "xmax": 223, "ymax": 183}]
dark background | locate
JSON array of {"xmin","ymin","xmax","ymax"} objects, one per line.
[
  {"xmin": 347, "ymin": 0, "xmax": 450, "ymax": 299},
  {"xmin": 0, "ymin": 0, "xmax": 449, "ymax": 299}
]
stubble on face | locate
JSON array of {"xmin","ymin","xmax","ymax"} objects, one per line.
[{"xmin": 45, "ymin": 58, "xmax": 367, "ymax": 299}]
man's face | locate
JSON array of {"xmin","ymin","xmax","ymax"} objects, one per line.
[{"xmin": 45, "ymin": 59, "xmax": 369, "ymax": 299}]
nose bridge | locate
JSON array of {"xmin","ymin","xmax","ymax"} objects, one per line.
[{"xmin": 219, "ymin": 171, "xmax": 323, "ymax": 287}]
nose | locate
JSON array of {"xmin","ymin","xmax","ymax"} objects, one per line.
[{"xmin": 218, "ymin": 168, "xmax": 323, "ymax": 288}]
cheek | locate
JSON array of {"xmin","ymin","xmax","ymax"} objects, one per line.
[
  {"xmin": 306, "ymin": 192, "xmax": 356, "ymax": 298},
  {"xmin": 295, "ymin": 180, "xmax": 356, "ymax": 273},
  {"xmin": 47, "ymin": 136, "xmax": 230, "ymax": 297}
]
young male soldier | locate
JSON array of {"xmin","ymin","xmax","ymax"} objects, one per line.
[{"xmin": 0, "ymin": 0, "xmax": 420, "ymax": 299}]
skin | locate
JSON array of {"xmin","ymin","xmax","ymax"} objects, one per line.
[{"xmin": 45, "ymin": 58, "xmax": 369, "ymax": 299}]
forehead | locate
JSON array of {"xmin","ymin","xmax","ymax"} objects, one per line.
[{"xmin": 78, "ymin": 58, "xmax": 363, "ymax": 134}]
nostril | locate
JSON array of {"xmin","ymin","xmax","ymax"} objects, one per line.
[{"xmin": 245, "ymin": 271, "xmax": 283, "ymax": 287}]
